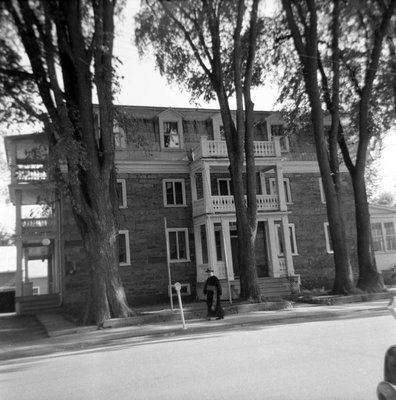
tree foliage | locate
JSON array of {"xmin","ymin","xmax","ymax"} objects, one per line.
[
  {"xmin": 135, "ymin": 0, "xmax": 271, "ymax": 301},
  {"xmin": 0, "ymin": 0, "xmax": 131, "ymax": 325},
  {"xmin": 273, "ymin": 0, "xmax": 396, "ymax": 292}
]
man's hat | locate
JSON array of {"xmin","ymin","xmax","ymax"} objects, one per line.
[{"xmin": 205, "ymin": 268, "xmax": 214, "ymax": 273}]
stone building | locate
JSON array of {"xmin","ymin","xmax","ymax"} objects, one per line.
[{"xmin": 5, "ymin": 105, "xmax": 363, "ymax": 314}]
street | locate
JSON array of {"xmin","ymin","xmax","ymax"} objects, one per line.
[
  {"xmin": 0, "ymin": 316, "xmax": 396, "ymax": 400},
  {"xmin": 0, "ymin": 313, "xmax": 394, "ymax": 400}
]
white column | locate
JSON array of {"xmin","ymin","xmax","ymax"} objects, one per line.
[
  {"xmin": 221, "ymin": 218, "xmax": 234, "ymax": 280},
  {"xmin": 267, "ymin": 218, "xmax": 280, "ymax": 277},
  {"xmin": 193, "ymin": 223, "xmax": 203, "ymax": 267},
  {"xmin": 281, "ymin": 216, "xmax": 295, "ymax": 275},
  {"xmin": 206, "ymin": 217, "xmax": 217, "ymax": 274},
  {"xmin": 276, "ymin": 163, "xmax": 286, "ymax": 211},
  {"xmin": 15, "ymin": 190, "xmax": 23, "ymax": 297},
  {"xmin": 203, "ymin": 163, "xmax": 213, "ymax": 213},
  {"xmin": 190, "ymin": 170, "xmax": 197, "ymax": 203}
]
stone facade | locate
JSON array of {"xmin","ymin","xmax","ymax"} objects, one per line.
[
  {"xmin": 287, "ymin": 172, "xmax": 358, "ymax": 290},
  {"xmin": 5, "ymin": 106, "xmax": 365, "ymax": 315}
]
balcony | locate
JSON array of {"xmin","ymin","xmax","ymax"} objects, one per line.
[
  {"xmin": 193, "ymin": 194, "xmax": 280, "ymax": 216},
  {"xmin": 12, "ymin": 165, "xmax": 47, "ymax": 183},
  {"xmin": 192, "ymin": 137, "xmax": 281, "ymax": 160},
  {"xmin": 21, "ymin": 218, "xmax": 56, "ymax": 234}
]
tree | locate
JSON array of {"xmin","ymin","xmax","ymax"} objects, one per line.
[
  {"xmin": 0, "ymin": 0, "xmax": 132, "ymax": 325},
  {"xmin": 279, "ymin": 0, "xmax": 355, "ymax": 293},
  {"xmin": 135, "ymin": 0, "xmax": 267, "ymax": 301},
  {"xmin": 277, "ymin": 0, "xmax": 395, "ymax": 293}
]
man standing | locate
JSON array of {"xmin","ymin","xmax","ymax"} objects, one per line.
[{"xmin": 203, "ymin": 268, "xmax": 224, "ymax": 320}]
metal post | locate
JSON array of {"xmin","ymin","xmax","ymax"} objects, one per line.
[{"xmin": 175, "ymin": 282, "xmax": 187, "ymax": 329}]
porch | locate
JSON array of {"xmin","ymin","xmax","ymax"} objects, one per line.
[{"xmin": 193, "ymin": 214, "xmax": 298, "ymax": 299}]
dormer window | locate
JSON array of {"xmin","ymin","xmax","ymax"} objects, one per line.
[
  {"xmin": 270, "ymin": 123, "xmax": 289, "ymax": 152},
  {"xmin": 267, "ymin": 113, "xmax": 289, "ymax": 152},
  {"xmin": 219, "ymin": 125, "xmax": 226, "ymax": 141},
  {"xmin": 114, "ymin": 122, "xmax": 126, "ymax": 149},
  {"xmin": 158, "ymin": 108, "xmax": 184, "ymax": 150},
  {"xmin": 163, "ymin": 121, "xmax": 180, "ymax": 148}
]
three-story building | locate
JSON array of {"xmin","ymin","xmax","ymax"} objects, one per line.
[{"xmin": 5, "ymin": 105, "xmax": 360, "ymax": 314}]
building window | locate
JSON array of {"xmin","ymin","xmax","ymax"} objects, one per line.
[
  {"xmin": 371, "ymin": 221, "xmax": 396, "ymax": 252},
  {"xmin": 269, "ymin": 178, "xmax": 292, "ymax": 204},
  {"xmin": 167, "ymin": 228, "xmax": 190, "ymax": 262},
  {"xmin": 117, "ymin": 179, "xmax": 127, "ymax": 208},
  {"xmin": 219, "ymin": 125, "xmax": 226, "ymax": 141},
  {"xmin": 319, "ymin": 178, "xmax": 326, "ymax": 204},
  {"xmin": 324, "ymin": 222, "xmax": 333, "ymax": 254},
  {"xmin": 270, "ymin": 124, "xmax": 289, "ymax": 152},
  {"xmin": 275, "ymin": 223, "xmax": 298, "ymax": 256},
  {"xmin": 217, "ymin": 178, "xmax": 233, "ymax": 196},
  {"xmin": 114, "ymin": 123, "xmax": 126, "ymax": 148},
  {"xmin": 163, "ymin": 121, "xmax": 180, "ymax": 148},
  {"xmin": 214, "ymin": 224, "xmax": 224, "ymax": 261},
  {"xmin": 119, "ymin": 230, "xmax": 131, "ymax": 265},
  {"xmin": 163, "ymin": 179, "xmax": 186, "ymax": 206},
  {"xmin": 385, "ymin": 222, "xmax": 396, "ymax": 251}
]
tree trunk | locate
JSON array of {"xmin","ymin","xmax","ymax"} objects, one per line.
[
  {"xmin": 352, "ymin": 170, "xmax": 384, "ymax": 291},
  {"xmin": 216, "ymin": 87, "xmax": 261, "ymax": 302},
  {"xmin": 305, "ymin": 61, "xmax": 354, "ymax": 294},
  {"xmin": 282, "ymin": 0, "xmax": 355, "ymax": 294},
  {"xmin": 79, "ymin": 191, "xmax": 131, "ymax": 326}
]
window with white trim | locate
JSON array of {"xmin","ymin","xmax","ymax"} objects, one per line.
[
  {"xmin": 217, "ymin": 178, "xmax": 233, "ymax": 196},
  {"xmin": 114, "ymin": 122, "xmax": 126, "ymax": 149},
  {"xmin": 119, "ymin": 230, "xmax": 131, "ymax": 265},
  {"xmin": 117, "ymin": 179, "xmax": 127, "ymax": 208},
  {"xmin": 371, "ymin": 221, "xmax": 396, "ymax": 252},
  {"xmin": 270, "ymin": 124, "xmax": 289, "ymax": 152},
  {"xmin": 163, "ymin": 179, "xmax": 186, "ymax": 206},
  {"xmin": 163, "ymin": 121, "xmax": 180, "ymax": 148},
  {"xmin": 269, "ymin": 178, "xmax": 292, "ymax": 204},
  {"xmin": 167, "ymin": 228, "xmax": 190, "ymax": 262},
  {"xmin": 275, "ymin": 223, "xmax": 298, "ymax": 256},
  {"xmin": 219, "ymin": 125, "xmax": 226, "ymax": 140},
  {"xmin": 324, "ymin": 222, "xmax": 333, "ymax": 254},
  {"xmin": 319, "ymin": 178, "xmax": 326, "ymax": 204}
]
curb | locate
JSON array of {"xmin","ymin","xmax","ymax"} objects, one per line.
[{"xmin": 38, "ymin": 298, "xmax": 390, "ymax": 339}]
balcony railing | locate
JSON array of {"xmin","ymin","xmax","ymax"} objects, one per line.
[
  {"xmin": 21, "ymin": 218, "xmax": 55, "ymax": 234},
  {"xmin": 193, "ymin": 194, "xmax": 280, "ymax": 216},
  {"xmin": 193, "ymin": 137, "xmax": 281, "ymax": 160},
  {"xmin": 14, "ymin": 165, "xmax": 47, "ymax": 182}
]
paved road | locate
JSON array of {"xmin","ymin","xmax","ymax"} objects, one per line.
[{"xmin": 0, "ymin": 313, "xmax": 395, "ymax": 400}]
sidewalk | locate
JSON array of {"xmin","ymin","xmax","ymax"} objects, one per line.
[
  {"xmin": 1, "ymin": 293, "xmax": 394, "ymax": 362},
  {"xmin": 36, "ymin": 291, "xmax": 394, "ymax": 339}
]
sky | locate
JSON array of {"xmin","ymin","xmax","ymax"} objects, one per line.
[{"xmin": 0, "ymin": 0, "xmax": 395, "ymax": 235}]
